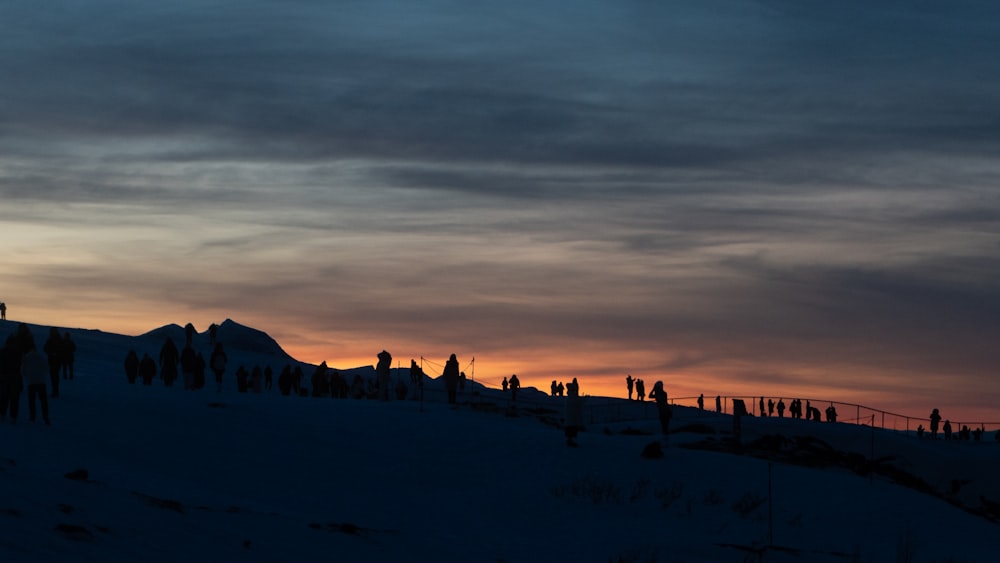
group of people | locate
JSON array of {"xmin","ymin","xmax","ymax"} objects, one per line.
[
  {"xmin": 0, "ymin": 323, "xmax": 55, "ymax": 425},
  {"xmin": 123, "ymin": 338, "xmax": 215, "ymax": 390},
  {"xmin": 920, "ymin": 408, "xmax": 991, "ymax": 441},
  {"xmin": 624, "ymin": 375, "xmax": 649, "ymax": 401},
  {"xmin": 125, "ymin": 340, "xmax": 455, "ymax": 405},
  {"xmin": 749, "ymin": 397, "xmax": 838, "ymax": 423}
]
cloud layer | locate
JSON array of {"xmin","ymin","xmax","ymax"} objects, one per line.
[{"xmin": 2, "ymin": 1, "xmax": 999, "ymax": 419}]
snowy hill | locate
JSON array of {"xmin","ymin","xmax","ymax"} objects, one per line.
[{"xmin": 1, "ymin": 319, "xmax": 998, "ymax": 562}]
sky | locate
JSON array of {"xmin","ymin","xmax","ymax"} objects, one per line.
[{"xmin": 2, "ymin": 1, "xmax": 999, "ymax": 420}]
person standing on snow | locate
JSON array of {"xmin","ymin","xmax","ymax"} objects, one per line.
[
  {"xmin": 443, "ymin": 354, "xmax": 460, "ymax": 404},
  {"xmin": 124, "ymin": 349, "xmax": 140, "ymax": 384},
  {"xmin": 61, "ymin": 332, "xmax": 76, "ymax": 381},
  {"xmin": 43, "ymin": 328, "xmax": 63, "ymax": 398},
  {"xmin": 180, "ymin": 343, "xmax": 198, "ymax": 390},
  {"xmin": 929, "ymin": 408, "xmax": 942, "ymax": 438},
  {"xmin": 139, "ymin": 352, "xmax": 157, "ymax": 385},
  {"xmin": 509, "ymin": 374, "xmax": 520, "ymax": 401},
  {"xmin": 648, "ymin": 381, "xmax": 672, "ymax": 437},
  {"xmin": 210, "ymin": 343, "xmax": 227, "ymax": 393},
  {"xmin": 376, "ymin": 349, "xmax": 392, "ymax": 401},
  {"xmin": 21, "ymin": 346, "xmax": 51, "ymax": 425},
  {"xmin": 564, "ymin": 377, "xmax": 583, "ymax": 446},
  {"xmin": 0, "ymin": 339, "xmax": 23, "ymax": 423}
]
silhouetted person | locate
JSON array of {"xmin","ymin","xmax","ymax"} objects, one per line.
[
  {"xmin": 635, "ymin": 379, "xmax": 645, "ymax": 401},
  {"xmin": 251, "ymin": 365, "xmax": 263, "ymax": 393},
  {"xmin": 825, "ymin": 404, "xmax": 837, "ymax": 423},
  {"xmin": 210, "ymin": 343, "xmax": 227, "ymax": 393},
  {"xmin": 311, "ymin": 362, "xmax": 328, "ymax": 397},
  {"xmin": 278, "ymin": 365, "xmax": 292, "ymax": 396},
  {"xmin": 349, "ymin": 373, "xmax": 364, "ymax": 399},
  {"xmin": 759, "ymin": 397, "xmax": 765, "ymax": 417},
  {"xmin": 943, "ymin": 419, "xmax": 952, "ymax": 440},
  {"xmin": 443, "ymin": 354, "xmax": 460, "ymax": 405},
  {"xmin": 159, "ymin": 338, "xmax": 179, "ymax": 387},
  {"xmin": 509, "ymin": 374, "xmax": 520, "ymax": 401},
  {"xmin": 551, "ymin": 380, "xmax": 558, "ymax": 396},
  {"xmin": 777, "ymin": 399, "xmax": 785, "ymax": 418},
  {"xmin": 556, "ymin": 381, "xmax": 564, "ymax": 396},
  {"xmin": 236, "ymin": 365, "xmax": 249, "ymax": 393},
  {"xmin": 292, "ymin": 366, "xmax": 304, "ymax": 395},
  {"xmin": 0, "ymin": 339, "xmax": 23, "ymax": 423},
  {"xmin": 626, "ymin": 375, "xmax": 634, "ymax": 400},
  {"xmin": 916, "ymin": 424, "xmax": 925, "ymax": 439},
  {"xmin": 768, "ymin": 399, "xmax": 775, "ymax": 417},
  {"xmin": 376, "ymin": 350, "xmax": 392, "ymax": 401},
  {"xmin": 5, "ymin": 325, "xmax": 35, "ymax": 406},
  {"xmin": 929, "ymin": 408, "xmax": 942, "ymax": 438},
  {"xmin": 565, "ymin": 378, "xmax": 584, "ymax": 447},
  {"xmin": 194, "ymin": 351, "xmax": 206, "ymax": 389},
  {"xmin": 184, "ymin": 322, "xmax": 196, "ymax": 346},
  {"xmin": 459, "ymin": 371, "xmax": 466, "ymax": 392},
  {"xmin": 0, "ymin": 302, "xmax": 6, "ymax": 320},
  {"xmin": 715, "ymin": 395, "xmax": 721, "ymax": 413},
  {"xmin": 566, "ymin": 377, "xmax": 580, "ymax": 397},
  {"xmin": 61, "ymin": 332, "xmax": 76, "ymax": 380},
  {"xmin": 139, "ymin": 353, "xmax": 157, "ymax": 385},
  {"xmin": 208, "ymin": 323, "xmax": 218, "ymax": 346},
  {"xmin": 410, "ymin": 360, "xmax": 423, "ymax": 385},
  {"xmin": 648, "ymin": 381, "xmax": 672, "ymax": 437},
  {"xmin": 973, "ymin": 427, "xmax": 983, "ymax": 442},
  {"xmin": 330, "ymin": 370, "xmax": 347, "ymax": 398},
  {"xmin": 697, "ymin": 393, "xmax": 704, "ymax": 410},
  {"xmin": 502, "ymin": 377, "xmax": 508, "ymax": 392},
  {"xmin": 43, "ymin": 328, "xmax": 63, "ymax": 398},
  {"xmin": 21, "ymin": 347, "xmax": 50, "ymax": 425},
  {"xmin": 124, "ymin": 349, "xmax": 139, "ymax": 384},
  {"xmin": 180, "ymin": 344, "xmax": 198, "ymax": 390}
]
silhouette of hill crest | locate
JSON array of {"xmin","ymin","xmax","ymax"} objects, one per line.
[{"xmin": 140, "ymin": 319, "xmax": 293, "ymax": 361}]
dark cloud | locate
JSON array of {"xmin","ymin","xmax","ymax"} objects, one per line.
[
  {"xmin": 3, "ymin": 1, "xmax": 999, "ymax": 417},
  {"xmin": 4, "ymin": 0, "xmax": 998, "ymax": 178}
]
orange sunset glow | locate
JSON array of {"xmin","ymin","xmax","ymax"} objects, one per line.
[{"xmin": 3, "ymin": 1, "xmax": 998, "ymax": 429}]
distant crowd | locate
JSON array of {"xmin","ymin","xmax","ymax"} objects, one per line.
[
  {"xmin": 121, "ymin": 324, "xmax": 484, "ymax": 407},
  {"xmin": 2, "ymin": 317, "xmax": 997, "ymax": 446}
]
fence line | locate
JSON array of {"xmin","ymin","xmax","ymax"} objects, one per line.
[{"xmin": 476, "ymin": 389, "xmax": 1000, "ymax": 435}]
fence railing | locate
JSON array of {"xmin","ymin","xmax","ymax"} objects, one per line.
[{"xmin": 474, "ymin": 389, "xmax": 1000, "ymax": 436}]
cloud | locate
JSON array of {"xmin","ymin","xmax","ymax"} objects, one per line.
[{"xmin": 3, "ymin": 1, "xmax": 1000, "ymax": 417}]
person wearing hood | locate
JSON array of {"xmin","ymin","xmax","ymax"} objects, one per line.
[{"xmin": 21, "ymin": 346, "xmax": 50, "ymax": 425}]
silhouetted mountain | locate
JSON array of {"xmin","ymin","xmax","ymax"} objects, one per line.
[{"xmin": 138, "ymin": 319, "xmax": 294, "ymax": 361}]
